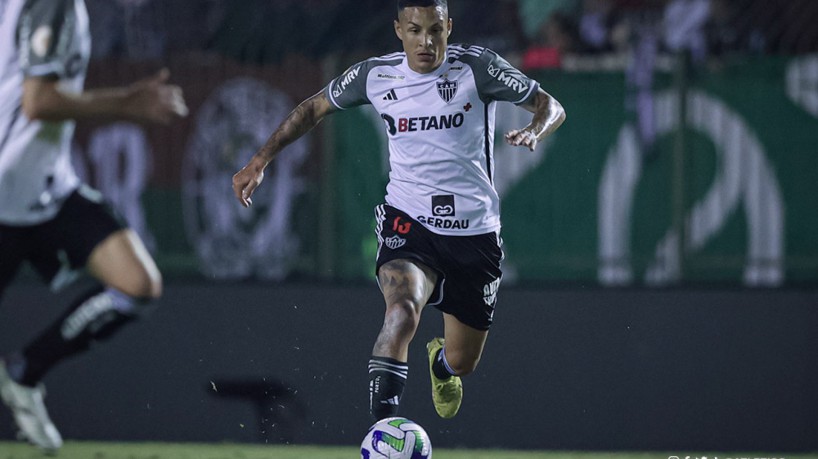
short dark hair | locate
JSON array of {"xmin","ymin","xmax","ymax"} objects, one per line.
[{"xmin": 397, "ymin": 0, "xmax": 448, "ymax": 13}]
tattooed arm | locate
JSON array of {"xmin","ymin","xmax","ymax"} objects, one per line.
[
  {"xmin": 232, "ymin": 91, "xmax": 337, "ymax": 207},
  {"xmin": 505, "ymin": 88, "xmax": 565, "ymax": 152}
]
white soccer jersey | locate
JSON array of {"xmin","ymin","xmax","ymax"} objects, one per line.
[
  {"xmin": 325, "ymin": 44, "xmax": 539, "ymax": 236},
  {"xmin": 0, "ymin": 0, "xmax": 90, "ymax": 225}
]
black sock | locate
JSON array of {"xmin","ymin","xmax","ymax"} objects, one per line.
[
  {"xmin": 18, "ymin": 286, "xmax": 138, "ymax": 386},
  {"xmin": 368, "ymin": 356, "xmax": 408, "ymax": 420},
  {"xmin": 431, "ymin": 348, "xmax": 453, "ymax": 380}
]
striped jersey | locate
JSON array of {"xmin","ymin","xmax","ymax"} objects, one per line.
[
  {"xmin": 325, "ymin": 44, "xmax": 539, "ymax": 236},
  {"xmin": 0, "ymin": 0, "xmax": 90, "ymax": 225}
]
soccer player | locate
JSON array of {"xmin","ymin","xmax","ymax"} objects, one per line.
[
  {"xmin": 232, "ymin": 0, "xmax": 565, "ymax": 421},
  {"xmin": 0, "ymin": 0, "xmax": 187, "ymax": 451}
]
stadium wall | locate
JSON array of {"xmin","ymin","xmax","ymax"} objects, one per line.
[
  {"xmin": 1, "ymin": 282, "xmax": 816, "ymax": 451},
  {"xmin": 69, "ymin": 55, "xmax": 818, "ymax": 287}
]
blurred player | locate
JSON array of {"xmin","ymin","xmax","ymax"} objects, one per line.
[
  {"xmin": 0, "ymin": 0, "xmax": 187, "ymax": 451},
  {"xmin": 233, "ymin": 0, "xmax": 564, "ymax": 421}
]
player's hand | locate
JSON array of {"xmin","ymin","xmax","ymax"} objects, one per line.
[
  {"xmin": 505, "ymin": 129, "xmax": 538, "ymax": 151},
  {"xmin": 232, "ymin": 157, "xmax": 266, "ymax": 208},
  {"xmin": 126, "ymin": 69, "xmax": 188, "ymax": 124}
]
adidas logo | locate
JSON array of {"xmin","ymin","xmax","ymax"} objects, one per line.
[
  {"xmin": 383, "ymin": 89, "xmax": 398, "ymax": 101},
  {"xmin": 380, "ymin": 396, "xmax": 400, "ymax": 405}
]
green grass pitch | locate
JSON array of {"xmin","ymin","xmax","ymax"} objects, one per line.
[{"xmin": 0, "ymin": 443, "xmax": 815, "ymax": 459}]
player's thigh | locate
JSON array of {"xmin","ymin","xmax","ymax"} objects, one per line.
[
  {"xmin": 374, "ymin": 204, "xmax": 441, "ymax": 311},
  {"xmin": 442, "ymin": 312, "xmax": 489, "ymax": 371},
  {"xmin": 378, "ymin": 258, "xmax": 438, "ymax": 312},
  {"xmin": 34, "ymin": 187, "xmax": 160, "ymax": 297},
  {"xmin": 87, "ymin": 228, "xmax": 161, "ymax": 298}
]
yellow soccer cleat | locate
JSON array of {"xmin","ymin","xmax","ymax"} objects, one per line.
[{"xmin": 426, "ymin": 337, "xmax": 463, "ymax": 419}]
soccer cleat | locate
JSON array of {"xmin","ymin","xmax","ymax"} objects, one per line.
[
  {"xmin": 0, "ymin": 360, "xmax": 63, "ymax": 452},
  {"xmin": 426, "ymin": 337, "xmax": 463, "ymax": 419}
]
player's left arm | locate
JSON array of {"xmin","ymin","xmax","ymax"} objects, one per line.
[{"xmin": 505, "ymin": 88, "xmax": 566, "ymax": 152}]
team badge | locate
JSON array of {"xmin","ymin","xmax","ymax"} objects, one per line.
[
  {"xmin": 436, "ymin": 78, "xmax": 458, "ymax": 103},
  {"xmin": 384, "ymin": 235, "xmax": 407, "ymax": 250}
]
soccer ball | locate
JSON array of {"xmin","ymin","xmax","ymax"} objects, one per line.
[{"xmin": 360, "ymin": 417, "xmax": 432, "ymax": 459}]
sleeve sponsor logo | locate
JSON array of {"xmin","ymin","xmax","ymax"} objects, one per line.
[
  {"xmin": 332, "ymin": 66, "xmax": 361, "ymax": 99},
  {"xmin": 487, "ymin": 63, "xmax": 530, "ymax": 94},
  {"xmin": 31, "ymin": 25, "xmax": 53, "ymax": 58}
]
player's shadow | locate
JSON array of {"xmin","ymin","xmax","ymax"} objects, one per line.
[{"xmin": 206, "ymin": 377, "xmax": 305, "ymax": 444}]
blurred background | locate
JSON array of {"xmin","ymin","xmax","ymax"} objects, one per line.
[
  {"xmin": 57, "ymin": 0, "xmax": 818, "ymax": 286},
  {"xmin": 2, "ymin": 0, "xmax": 818, "ymax": 453}
]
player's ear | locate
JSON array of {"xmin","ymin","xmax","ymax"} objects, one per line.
[
  {"xmin": 447, "ymin": 18, "xmax": 452, "ymax": 37},
  {"xmin": 394, "ymin": 19, "xmax": 403, "ymax": 40}
]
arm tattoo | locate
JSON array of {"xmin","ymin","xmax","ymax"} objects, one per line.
[
  {"xmin": 523, "ymin": 90, "xmax": 565, "ymax": 141},
  {"xmin": 258, "ymin": 94, "xmax": 327, "ymax": 163}
]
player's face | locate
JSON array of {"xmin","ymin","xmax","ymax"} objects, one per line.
[{"xmin": 394, "ymin": 6, "xmax": 452, "ymax": 74}]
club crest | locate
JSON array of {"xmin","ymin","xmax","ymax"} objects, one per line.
[
  {"xmin": 436, "ymin": 78, "xmax": 458, "ymax": 103},
  {"xmin": 384, "ymin": 235, "xmax": 407, "ymax": 250}
]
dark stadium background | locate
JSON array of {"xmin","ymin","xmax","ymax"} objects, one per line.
[{"xmin": 1, "ymin": 0, "xmax": 817, "ymax": 453}]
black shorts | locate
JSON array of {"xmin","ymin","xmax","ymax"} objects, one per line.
[
  {"xmin": 374, "ymin": 204, "xmax": 503, "ymax": 331},
  {"xmin": 0, "ymin": 186, "xmax": 126, "ymax": 295}
]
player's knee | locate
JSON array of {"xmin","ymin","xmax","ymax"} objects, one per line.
[
  {"xmin": 445, "ymin": 351, "xmax": 481, "ymax": 376},
  {"xmin": 384, "ymin": 299, "xmax": 422, "ymax": 335},
  {"xmin": 452, "ymin": 361, "xmax": 479, "ymax": 376},
  {"xmin": 117, "ymin": 268, "xmax": 162, "ymax": 300}
]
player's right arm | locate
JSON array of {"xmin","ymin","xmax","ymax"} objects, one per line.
[
  {"xmin": 233, "ymin": 58, "xmax": 371, "ymax": 207},
  {"xmin": 232, "ymin": 91, "xmax": 337, "ymax": 208},
  {"xmin": 17, "ymin": 0, "xmax": 187, "ymax": 125},
  {"xmin": 22, "ymin": 69, "xmax": 188, "ymax": 125}
]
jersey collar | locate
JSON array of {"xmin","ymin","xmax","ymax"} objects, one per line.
[{"xmin": 401, "ymin": 49, "xmax": 450, "ymax": 78}]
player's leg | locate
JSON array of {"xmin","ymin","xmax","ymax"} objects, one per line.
[
  {"xmin": 87, "ymin": 228, "xmax": 162, "ymax": 299},
  {"xmin": 11, "ymin": 228, "xmax": 161, "ymax": 387},
  {"xmin": 5, "ymin": 187, "xmax": 161, "ymax": 383},
  {"xmin": 426, "ymin": 231, "xmax": 502, "ymax": 418},
  {"xmin": 369, "ymin": 258, "xmax": 437, "ymax": 420},
  {"xmin": 2, "ymin": 224, "xmax": 159, "ymax": 452},
  {"xmin": 437, "ymin": 313, "xmax": 488, "ymax": 376},
  {"xmin": 0, "ymin": 224, "xmax": 64, "ymax": 451},
  {"xmin": 426, "ymin": 315, "xmax": 488, "ymax": 419}
]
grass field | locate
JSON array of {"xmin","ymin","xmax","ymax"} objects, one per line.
[{"xmin": 0, "ymin": 443, "xmax": 815, "ymax": 459}]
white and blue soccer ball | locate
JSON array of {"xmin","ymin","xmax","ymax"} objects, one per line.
[{"xmin": 360, "ymin": 417, "xmax": 432, "ymax": 459}]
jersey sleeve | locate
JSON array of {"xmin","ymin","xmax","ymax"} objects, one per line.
[
  {"xmin": 324, "ymin": 60, "xmax": 372, "ymax": 110},
  {"xmin": 471, "ymin": 48, "xmax": 540, "ymax": 106},
  {"xmin": 17, "ymin": 0, "xmax": 73, "ymax": 78}
]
